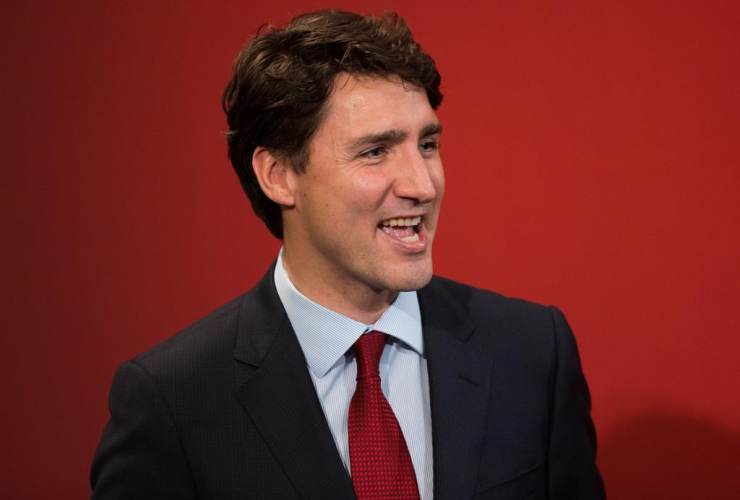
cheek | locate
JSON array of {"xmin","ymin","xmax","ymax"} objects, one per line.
[
  {"xmin": 437, "ymin": 173, "xmax": 446, "ymax": 195},
  {"xmin": 344, "ymin": 176, "xmax": 390, "ymax": 212},
  {"xmin": 433, "ymin": 162, "xmax": 446, "ymax": 197}
]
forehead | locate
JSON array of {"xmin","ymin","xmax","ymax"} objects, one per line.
[{"xmin": 318, "ymin": 74, "xmax": 437, "ymax": 139}]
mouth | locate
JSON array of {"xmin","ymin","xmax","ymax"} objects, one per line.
[{"xmin": 378, "ymin": 216, "xmax": 423, "ymax": 243}]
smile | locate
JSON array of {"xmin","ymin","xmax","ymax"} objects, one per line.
[{"xmin": 379, "ymin": 216, "xmax": 422, "ymax": 242}]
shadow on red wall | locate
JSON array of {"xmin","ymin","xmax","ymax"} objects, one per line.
[{"xmin": 599, "ymin": 413, "xmax": 739, "ymax": 499}]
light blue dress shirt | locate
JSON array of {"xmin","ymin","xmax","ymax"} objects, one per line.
[{"xmin": 274, "ymin": 252, "xmax": 434, "ymax": 499}]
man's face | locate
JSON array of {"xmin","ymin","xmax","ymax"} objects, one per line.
[{"xmin": 283, "ymin": 74, "xmax": 445, "ymax": 304}]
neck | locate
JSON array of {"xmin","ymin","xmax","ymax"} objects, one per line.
[{"xmin": 281, "ymin": 249, "xmax": 397, "ymax": 325}]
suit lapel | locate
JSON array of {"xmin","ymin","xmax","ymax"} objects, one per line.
[
  {"xmin": 419, "ymin": 280, "xmax": 493, "ymax": 500},
  {"xmin": 231, "ymin": 269, "xmax": 356, "ymax": 500}
]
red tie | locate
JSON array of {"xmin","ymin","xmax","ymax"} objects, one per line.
[{"xmin": 348, "ymin": 331, "xmax": 420, "ymax": 500}]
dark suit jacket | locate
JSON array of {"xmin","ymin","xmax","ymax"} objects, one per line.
[{"xmin": 91, "ymin": 268, "xmax": 605, "ymax": 500}]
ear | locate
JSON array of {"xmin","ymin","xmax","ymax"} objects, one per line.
[{"xmin": 252, "ymin": 147, "xmax": 296, "ymax": 207}]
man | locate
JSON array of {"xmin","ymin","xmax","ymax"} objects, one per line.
[{"xmin": 91, "ymin": 9, "xmax": 605, "ymax": 500}]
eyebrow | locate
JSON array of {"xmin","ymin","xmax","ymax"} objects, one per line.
[
  {"xmin": 420, "ymin": 123, "xmax": 443, "ymax": 138},
  {"xmin": 348, "ymin": 122, "xmax": 443, "ymax": 150}
]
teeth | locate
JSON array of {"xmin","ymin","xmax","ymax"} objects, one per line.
[
  {"xmin": 401, "ymin": 233, "xmax": 420, "ymax": 243},
  {"xmin": 381, "ymin": 216, "xmax": 421, "ymax": 227}
]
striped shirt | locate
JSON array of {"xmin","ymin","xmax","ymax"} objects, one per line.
[{"xmin": 274, "ymin": 252, "xmax": 434, "ymax": 499}]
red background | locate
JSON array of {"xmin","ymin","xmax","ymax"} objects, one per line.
[{"xmin": 2, "ymin": 0, "xmax": 738, "ymax": 498}]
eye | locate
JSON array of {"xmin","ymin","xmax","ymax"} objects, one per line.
[
  {"xmin": 359, "ymin": 146, "xmax": 387, "ymax": 160},
  {"xmin": 419, "ymin": 139, "xmax": 440, "ymax": 154}
]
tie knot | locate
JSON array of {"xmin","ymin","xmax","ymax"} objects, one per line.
[{"xmin": 353, "ymin": 331, "xmax": 388, "ymax": 380}]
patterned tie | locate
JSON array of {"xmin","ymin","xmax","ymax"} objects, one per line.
[{"xmin": 348, "ymin": 331, "xmax": 420, "ymax": 500}]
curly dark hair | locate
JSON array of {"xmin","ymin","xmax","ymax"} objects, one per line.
[{"xmin": 222, "ymin": 9, "xmax": 443, "ymax": 239}]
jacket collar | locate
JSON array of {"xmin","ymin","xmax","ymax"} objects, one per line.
[{"xmin": 419, "ymin": 278, "xmax": 493, "ymax": 500}]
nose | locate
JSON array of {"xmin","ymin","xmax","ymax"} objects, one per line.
[{"xmin": 394, "ymin": 148, "xmax": 443, "ymax": 204}]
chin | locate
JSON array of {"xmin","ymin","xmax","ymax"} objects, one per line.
[{"xmin": 385, "ymin": 262, "xmax": 434, "ymax": 292}]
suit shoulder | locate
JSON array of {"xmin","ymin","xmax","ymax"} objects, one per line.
[
  {"xmin": 129, "ymin": 293, "xmax": 246, "ymax": 375},
  {"xmin": 427, "ymin": 274, "xmax": 553, "ymax": 322},
  {"xmin": 424, "ymin": 276, "xmax": 566, "ymax": 374}
]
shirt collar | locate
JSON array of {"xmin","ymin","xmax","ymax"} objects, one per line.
[{"xmin": 273, "ymin": 249, "xmax": 424, "ymax": 378}]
